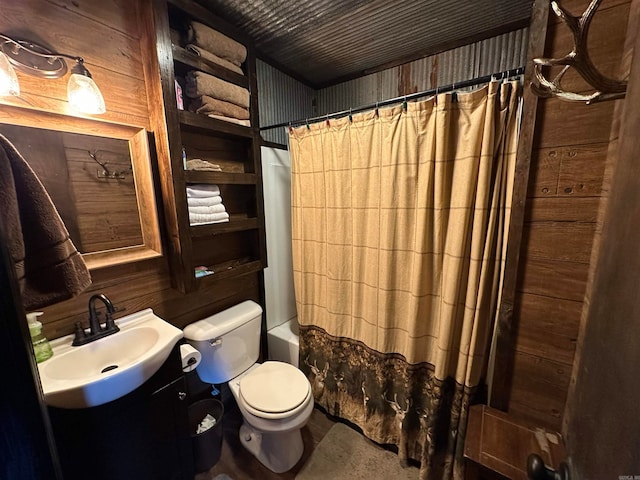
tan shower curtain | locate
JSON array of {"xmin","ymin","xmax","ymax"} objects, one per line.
[{"xmin": 289, "ymin": 81, "xmax": 520, "ymax": 480}]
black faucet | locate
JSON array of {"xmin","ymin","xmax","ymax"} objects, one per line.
[{"xmin": 72, "ymin": 294, "xmax": 120, "ymax": 346}]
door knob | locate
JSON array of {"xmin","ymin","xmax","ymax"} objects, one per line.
[{"xmin": 527, "ymin": 454, "xmax": 570, "ymax": 480}]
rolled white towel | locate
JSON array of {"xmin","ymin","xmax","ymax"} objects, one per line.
[
  {"xmin": 186, "ymin": 184, "xmax": 220, "ymax": 198},
  {"xmin": 188, "ymin": 204, "xmax": 227, "ymax": 214},
  {"xmin": 189, "ymin": 211, "xmax": 230, "ymax": 225},
  {"xmin": 187, "ymin": 196, "xmax": 223, "ymax": 207},
  {"xmin": 186, "ymin": 159, "xmax": 223, "ymax": 171}
]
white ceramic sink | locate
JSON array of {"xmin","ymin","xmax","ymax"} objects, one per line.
[{"xmin": 37, "ymin": 309, "xmax": 183, "ymax": 409}]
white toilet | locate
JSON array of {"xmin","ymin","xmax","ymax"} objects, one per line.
[{"xmin": 183, "ymin": 301, "xmax": 314, "ymax": 473}]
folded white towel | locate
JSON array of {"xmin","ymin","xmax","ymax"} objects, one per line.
[
  {"xmin": 189, "ymin": 211, "xmax": 230, "ymax": 225},
  {"xmin": 187, "ymin": 196, "xmax": 223, "ymax": 207},
  {"xmin": 186, "ymin": 184, "xmax": 220, "ymax": 198},
  {"xmin": 188, "ymin": 204, "xmax": 226, "ymax": 214}
]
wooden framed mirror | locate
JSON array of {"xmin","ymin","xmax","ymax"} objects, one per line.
[{"xmin": 0, "ymin": 105, "xmax": 162, "ymax": 269}]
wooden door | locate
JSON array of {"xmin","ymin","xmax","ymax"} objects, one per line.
[{"xmin": 563, "ymin": 4, "xmax": 640, "ymax": 477}]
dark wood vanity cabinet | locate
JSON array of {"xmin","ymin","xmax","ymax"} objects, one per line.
[
  {"xmin": 152, "ymin": 0, "xmax": 267, "ymax": 294},
  {"xmin": 48, "ymin": 344, "xmax": 194, "ymax": 480},
  {"xmin": 147, "ymin": 376, "xmax": 194, "ymax": 480}
]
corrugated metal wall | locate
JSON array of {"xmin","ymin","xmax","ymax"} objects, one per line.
[
  {"xmin": 257, "ymin": 27, "xmax": 528, "ymax": 143},
  {"xmin": 316, "ymin": 27, "xmax": 528, "ymax": 115},
  {"xmin": 257, "ymin": 59, "xmax": 315, "ymax": 145}
]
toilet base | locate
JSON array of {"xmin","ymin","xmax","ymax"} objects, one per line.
[{"xmin": 239, "ymin": 422, "xmax": 304, "ymax": 473}]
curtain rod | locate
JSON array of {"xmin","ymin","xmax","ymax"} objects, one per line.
[{"xmin": 260, "ymin": 66, "xmax": 525, "ymax": 131}]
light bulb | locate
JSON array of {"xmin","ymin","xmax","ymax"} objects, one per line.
[
  {"xmin": 0, "ymin": 51, "xmax": 20, "ymax": 96},
  {"xmin": 67, "ymin": 61, "xmax": 105, "ymax": 114}
]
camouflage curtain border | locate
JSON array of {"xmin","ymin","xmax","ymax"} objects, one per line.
[{"xmin": 300, "ymin": 324, "xmax": 479, "ymax": 480}]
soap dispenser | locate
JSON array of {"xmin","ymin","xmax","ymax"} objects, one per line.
[{"xmin": 27, "ymin": 312, "xmax": 53, "ymax": 363}]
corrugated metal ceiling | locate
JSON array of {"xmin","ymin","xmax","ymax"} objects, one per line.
[{"xmin": 197, "ymin": 0, "xmax": 532, "ymax": 88}]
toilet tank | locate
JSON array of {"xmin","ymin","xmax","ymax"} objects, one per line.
[{"xmin": 183, "ymin": 301, "xmax": 262, "ymax": 384}]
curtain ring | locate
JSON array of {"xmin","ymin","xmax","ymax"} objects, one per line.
[
  {"xmin": 375, "ymin": 101, "xmax": 379, "ymax": 118},
  {"xmin": 326, "ymin": 114, "xmax": 330, "ymax": 127},
  {"xmin": 305, "ymin": 118, "xmax": 310, "ymax": 130},
  {"xmin": 348, "ymin": 107, "xmax": 353, "ymax": 123}
]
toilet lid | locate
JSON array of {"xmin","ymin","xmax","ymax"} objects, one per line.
[{"xmin": 239, "ymin": 361, "xmax": 309, "ymax": 413}]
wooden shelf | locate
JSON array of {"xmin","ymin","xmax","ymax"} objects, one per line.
[
  {"xmin": 184, "ymin": 170, "xmax": 256, "ymax": 185},
  {"xmin": 178, "ymin": 110, "xmax": 253, "ymax": 138},
  {"xmin": 156, "ymin": 0, "xmax": 266, "ymax": 293},
  {"xmin": 189, "ymin": 216, "xmax": 258, "ymax": 237},
  {"xmin": 172, "ymin": 45, "xmax": 248, "ymax": 88},
  {"xmin": 196, "ymin": 259, "xmax": 263, "ymax": 285}
]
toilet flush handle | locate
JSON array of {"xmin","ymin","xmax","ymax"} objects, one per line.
[{"xmin": 209, "ymin": 337, "xmax": 222, "ymax": 347}]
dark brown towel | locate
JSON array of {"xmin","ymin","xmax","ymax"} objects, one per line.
[
  {"xmin": 188, "ymin": 95, "xmax": 250, "ymax": 120},
  {"xmin": 187, "ymin": 21, "xmax": 247, "ymax": 67},
  {"xmin": 185, "ymin": 70, "xmax": 250, "ymax": 108},
  {"xmin": 0, "ymin": 134, "xmax": 91, "ymax": 310},
  {"xmin": 185, "ymin": 44, "xmax": 244, "ymax": 76}
]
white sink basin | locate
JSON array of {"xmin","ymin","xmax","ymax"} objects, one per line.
[{"xmin": 38, "ymin": 309, "xmax": 183, "ymax": 409}]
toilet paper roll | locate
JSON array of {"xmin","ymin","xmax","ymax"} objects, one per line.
[{"xmin": 180, "ymin": 343, "xmax": 201, "ymax": 372}]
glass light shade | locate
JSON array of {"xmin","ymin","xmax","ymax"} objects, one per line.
[
  {"xmin": 67, "ymin": 73, "xmax": 106, "ymax": 114},
  {"xmin": 0, "ymin": 51, "xmax": 20, "ymax": 96}
]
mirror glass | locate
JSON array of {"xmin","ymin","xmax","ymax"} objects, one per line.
[
  {"xmin": 0, "ymin": 124, "xmax": 142, "ymax": 254},
  {"xmin": 0, "ymin": 108, "xmax": 162, "ymax": 269}
]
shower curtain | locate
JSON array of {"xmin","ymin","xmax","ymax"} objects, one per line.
[{"xmin": 289, "ymin": 81, "xmax": 521, "ymax": 480}]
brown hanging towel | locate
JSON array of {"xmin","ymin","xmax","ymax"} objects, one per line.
[{"xmin": 0, "ymin": 134, "xmax": 91, "ymax": 310}]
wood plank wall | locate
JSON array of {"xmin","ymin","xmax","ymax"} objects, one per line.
[
  {"xmin": 0, "ymin": 0, "xmax": 149, "ymax": 128},
  {"xmin": 506, "ymin": 0, "xmax": 631, "ymax": 430},
  {"xmin": 62, "ymin": 133, "xmax": 143, "ymax": 253},
  {"xmin": 0, "ymin": 1, "xmax": 260, "ymax": 339}
]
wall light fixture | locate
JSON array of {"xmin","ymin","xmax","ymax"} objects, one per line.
[{"xmin": 0, "ymin": 34, "xmax": 106, "ymax": 114}]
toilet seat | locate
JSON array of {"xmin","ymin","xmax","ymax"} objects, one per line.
[{"xmin": 239, "ymin": 361, "xmax": 311, "ymax": 420}]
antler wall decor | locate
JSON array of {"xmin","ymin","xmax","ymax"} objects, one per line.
[{"xmin": 531, "ymin": 0, "xmax": 628, "ymax": 104}]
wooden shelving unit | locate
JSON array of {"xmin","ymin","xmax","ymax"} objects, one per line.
[
  {"xmin": 189, "ymin": 217, "xmax": 259, "ymax": 237},
  {"xmin": 197, "ymin": 259, "xmax": 264, "ymax": 285},
  {"xmin": 153, "ymin": 0, "xmax": 266, "ymax": 293},
  {"xmin": 184, "ymin": 170, "xmax": 256, "ymax": 185},
  {"xmin": 178, "ymin": 110, "xmax": 253, "ymax": 138}
]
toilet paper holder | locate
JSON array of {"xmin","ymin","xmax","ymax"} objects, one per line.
[
  {"xmin": 185, "ymin": 356, "xmax": 198, "ymax": 367},
  {"xmin": 180, "ymin": 343, "xmax": 202, "ymax": 373}
]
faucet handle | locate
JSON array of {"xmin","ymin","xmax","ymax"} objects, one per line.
[
  {"xmin": 72, "ymin": 321, "xmax": 86, "ymax": 345},
  {"xmin": 104, "ymin": 313, "xmax": 118, "ymax": 331},
  {"xmin": 103, "ymin": 308, "xmax": 120, "ymax": 334}
]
